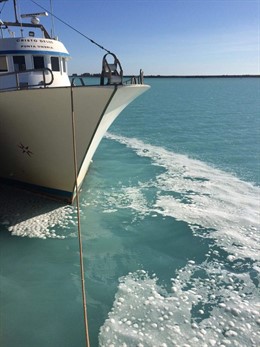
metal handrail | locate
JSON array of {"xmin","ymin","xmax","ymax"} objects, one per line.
[
  {"xmin": 0, "ymin": 67, "xmax": 54, "ymax": 91},
  {"xmin": 125, "ymin": 69, "xmax": 144, "ymax": 85},
  {"xmin": 100, "ymin": 53, "xmax": 123, "ymax": 86},
  {"xmin": 71, "ymin": 76, "xmax": 86, "ymax": 87}
]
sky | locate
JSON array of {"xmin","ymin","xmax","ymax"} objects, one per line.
[{"xmin": 1, "ymin": 0, "xmax": 259, "ymax": 75}]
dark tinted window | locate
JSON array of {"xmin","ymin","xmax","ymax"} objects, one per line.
[
  {"xmin": 0, "ymin": 56, "xmax": 8, "ymax": 72},
  {"xmin": 33, "ymin": 56, "xmax": 45, "ymax": 69},
  {"xmin": 13, "ymin": 56, "xmax": 26, "ymax": 72},
  {"xmin": 51, "ymin": 57, "xmax": 60, "ymax": 71}
]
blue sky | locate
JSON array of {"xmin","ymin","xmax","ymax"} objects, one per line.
[{"xmin": 1, "ymin": 0, "xmax": 259, "ymax": 75}]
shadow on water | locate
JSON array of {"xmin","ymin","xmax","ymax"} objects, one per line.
[
  {"xmin": 0, "ymin": 183, "xmax": 78, "ymax": 241},
  {"xmin": 0, "ymin": 183, "xmax": 68, "ymax": 228}
]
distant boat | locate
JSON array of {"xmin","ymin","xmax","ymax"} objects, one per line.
[{"xmin": 0, "ymin": 0, "xmax": 149, "ymax": 203}]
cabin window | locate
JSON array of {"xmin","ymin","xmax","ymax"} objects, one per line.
[
  {"xmin": 13, "ymin": 56, "xmax": 26, "ymax": 72},
  {"xmin": 51, "ymin": 57, "xmax": 60, "ymax": 71},
  {"xmin": 0, "ymin": 56, "xmax": 8, "ymax": 72},
  {"xmin": 33, "ymin": 56, "xmax": 45, "ymax": 70},
  {"xmin": 62, "ymin": 57, "xmax": 66, "ymax": 73}
]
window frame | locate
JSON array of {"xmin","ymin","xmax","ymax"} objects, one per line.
[{"xmin": 62, "ymin": 57, "xmax": 67, "ymax": 73}]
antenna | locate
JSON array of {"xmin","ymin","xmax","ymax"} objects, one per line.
[
  {"xmin": 50, "ymin": 0, "xmax": 55, "ymax": 39},
  {"xmin": 21, "ymin": 11, "xmax": 48, "ymax": 25},
  {"xmin": 20, "ymin": 12, "xmax": 48, "ymax": 18}
]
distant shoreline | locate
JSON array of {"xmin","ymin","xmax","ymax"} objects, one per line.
[
  {"xmin": 71, "ymin": 73, "xmax": 259, "ymax": 79},
  {"xmin": 142, "ymin": 75, "xmax": 260, "ymax": 78}
]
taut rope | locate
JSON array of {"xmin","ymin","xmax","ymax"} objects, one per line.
[
  {"xmin": 30, "ymin": 0, "xmax": 112, "ymax": 54},
  {"xmin": 70, "ymin": 85, "xmax": 91, "ymax": 347}
]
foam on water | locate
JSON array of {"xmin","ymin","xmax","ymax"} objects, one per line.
[
  {"xmin": 104, "ymin": 133, "xmax": 260, "ymax": 261},
  {"xmin": 98, "ymin": 133, "xmax": 260, "ymax": 346},
  {"xmin": 99, "ymin": 264, "xmax": 260, "ymax": 347},
  {"xmin": 0, "ymin": 185, "xmax": 77, "ymax": 239}
]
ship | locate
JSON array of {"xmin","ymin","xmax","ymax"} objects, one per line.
[{"xmin": 0, "ymin": 0, "xmax": 149, "ymax": 203}]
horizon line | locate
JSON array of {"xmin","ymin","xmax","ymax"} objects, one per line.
[{"xmin": 71, "ymin": 73, "xmax": 260, "ymax": 78}]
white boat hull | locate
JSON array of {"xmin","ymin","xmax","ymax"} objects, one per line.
[{"xmin": 0, "ymin": 84, "xmax": 149, "ymax": 202}]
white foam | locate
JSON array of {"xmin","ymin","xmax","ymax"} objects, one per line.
[
  {"xmin": 0, "ymin": 185, "xmax": 77, "ymax": 239},
  {"xmin": 104, "ymin": 133, "xmax": 260, "ymax": 261},
  {"xmin": 99, "ymin": 133, "xmax": 260, "ymax": 345},
  {"xmin": 99, "ymin": 265, "xmax": 260, "ymax": 346}
]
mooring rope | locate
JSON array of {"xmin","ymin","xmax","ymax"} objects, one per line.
[
  {"xmin": 70, "ymin": 86, "xmax": 91, "ymax": 347},
  {"xmin": 30, "ymin": 0, "xmax": 112, "ymax": 54}
]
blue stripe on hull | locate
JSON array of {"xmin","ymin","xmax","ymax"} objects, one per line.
[{"xmin": 0, "ymin": 50, "xmax": 70, "ymax": 57}]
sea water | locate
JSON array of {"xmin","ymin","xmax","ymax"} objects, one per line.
[{"xmin": 0, "ymin": 77, "xmax": 259, "ymax": 347}]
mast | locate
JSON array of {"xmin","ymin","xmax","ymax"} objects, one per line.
[
  {"xmin": 50, "ymin": 0, "xmax": 55, "ymax": 38},
  {"xmin": 1, "ymin": 0, "xmax": 51, "ymax": 38},
  {"xmin": 13, "ymin": 0, "xmax": 19, "ymax": 23}
]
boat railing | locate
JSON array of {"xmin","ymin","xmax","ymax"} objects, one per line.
[
  {"xmin": 71, "ymin": 76, "xmax": 86, "ymax": 87},
  {"xmin": 100, "ymin": 53, "xmax": 123, "ymax": 86},
  {"xmin": 100, "ymin": 53, "xmax": 145, "ymax": 86},
  {"xmin": 0, "ymin": 68, "xmax": 54, "ymax": 91},
  {"xmin": 125, "ymin": 69, "xmax": 144, "ymax": 85},
  {"xmin": 71, "ymin": 55, "xmax": 144, "ymax": 87}
]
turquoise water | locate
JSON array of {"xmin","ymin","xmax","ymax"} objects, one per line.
[{"xmin": 0, "ymin": 78, "xmax": 259, "ymax": 347}]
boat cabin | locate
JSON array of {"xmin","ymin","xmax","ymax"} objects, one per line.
[{"xmin": 0, "ymin": 15, "xmax": 70, "ymax": 90}]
